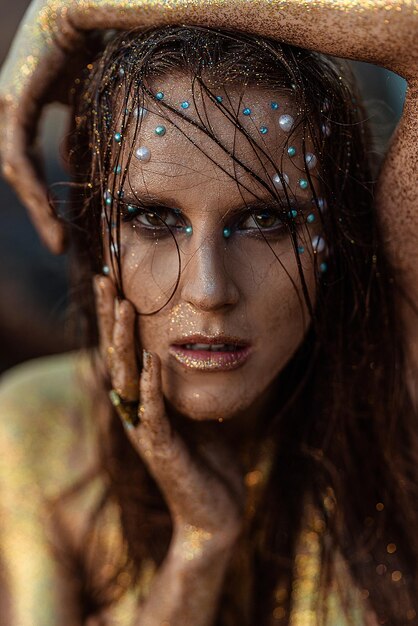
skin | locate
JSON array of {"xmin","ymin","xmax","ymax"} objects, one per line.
[
  {"xmin": 106, "ymin": 81, "xmax": 321, "ymax": 430},
  {"xmin": 0, "ymin": 0, "xmax": 417, "ymax": 257},
  {"xmin": 0, "ymin": 0, "xmax": 416, "ymax": 392},
  {"xmin": 0, "ymin": 1, "xmax": 417, "ymax": 623},
  {"xmin": 88, "ymin": 81, "xmax": 324, "ymax": 624}
]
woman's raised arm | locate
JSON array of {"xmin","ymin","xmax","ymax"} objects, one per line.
[
  {"xmin": 1, "ymin": 1, "xmax": 418, "ymax": 379},
  {"xmin": 1, "ymin": 0, "xmax": 417, "ymax": 253}
]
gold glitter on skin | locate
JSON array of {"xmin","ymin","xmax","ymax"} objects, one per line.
[
  {"xmin": 169, "ymin": 303, "xmax": 199, "ymax": 335},
  {"xmin": 175, "ymin": 524, "xmax": 213, "ymax": 561},
  {"xmin": 2, "ymin": 0, "xmax": 418, "ymax": 260},
  {"xmin": 0, "ymin": 354, "xmax": 374, "ymax": 624},
  {"xmin": 110, "ymin": 78, "xmax": 321, "ymax": 425},
  {"xmin": 1, "ymin": 1, "xmax": 418, "ymax": 624}
]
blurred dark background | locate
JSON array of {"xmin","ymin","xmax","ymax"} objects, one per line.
[{"xmin": 0, "ymin": 1, "xmax": 407, "ymax": 374}]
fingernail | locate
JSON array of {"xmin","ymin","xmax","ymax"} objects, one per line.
[
  {"xmin": 114, "ymin": 299, "xmax": 120, "ymax": 321},
  {"xmin": 143, "ymin": 349, "xmax": 152, "ymax": 372}
]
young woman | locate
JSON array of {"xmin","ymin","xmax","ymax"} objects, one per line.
[{"xmin": 0, "ymin": 3, "xmax": 418, "ymax": 626}]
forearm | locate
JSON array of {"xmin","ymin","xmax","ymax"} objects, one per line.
[
  {"xmin": 4, "ymin": 0, "xmax": 418, "ymax": 104},
  {"xmin": 135, "ymin": 526, "xmax": 236, "ymax": 626},
  {"xmin": 68, "ymin": 0, "xmax": 418, "ymax": 77},
  {"xmin": 376, "ymin": 81, "xmax": 418, "ymax": 394}
]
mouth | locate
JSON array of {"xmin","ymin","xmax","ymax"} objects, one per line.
[{"xmin": 169, "ymin": 335, "xmax": 252, "ymax": 371}]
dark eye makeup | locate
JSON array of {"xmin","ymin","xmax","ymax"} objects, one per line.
[{"xmin": 118, "ymin": 198, "xmax": 313, "ymax": 240}]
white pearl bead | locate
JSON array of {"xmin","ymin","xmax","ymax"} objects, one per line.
[
  {"xmin": 305, "ymin": 153, "xmax": 317, "ymax": 170},
  {"xmin": 135, "ymin": 146, "xmax": 151, "ymax": 162},
  {"xmin": 312, "ymin": 235, "xmax": 326, "ymax": 253},
  {"xmin": 133, "ymin": 106, "xmax": 148, "ymax": 120},
  {"xmin": 279, "ymin": 114, "xmax": 294, "ymax": 132},
  {"xmin": 272, "ymin": 172, "xmax": 289, "ymax": 189}
]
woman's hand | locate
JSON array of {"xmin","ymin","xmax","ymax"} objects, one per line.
[
  {"xmin": 93, "ymin": 274, "xmax": 246, "ymax": 550},
  {"xmin": 93, "ymin": 273, "xmax": 244, "ymax": 624},
  {"xmin": 2, "ymin": 0, "xmax": 418, "ymax": 256}
]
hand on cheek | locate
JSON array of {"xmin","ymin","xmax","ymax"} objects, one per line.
[{"xmin": 93, "ymin": 274, "xmax": 139, "ymax": 402}]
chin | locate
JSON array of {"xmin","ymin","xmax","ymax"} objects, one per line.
[{"xmin": 164, "ymin": 384, "xmax": 254, "ymax": 421}]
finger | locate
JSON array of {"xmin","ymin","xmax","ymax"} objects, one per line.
[
  {"xmin": 111, "ymin": 299, "xmax": 139, "ymax": 401},
  {"xmin": 124, "ymin": 352, "xmax": 236, "ymax": 527},
  {"xmin": 137, "ymin": 350, "xmax": 172, "ymax": 446},
  {"xmin": 93, "ymin": 275, "xmax": 116, "ymax": 370},
  {"xmin": 124, "ymin": 351, "xmax": 182, "ymax": 466},
  {"xmin": 0, "ymin": 110, "xmax": 66, "ymax": 255}
]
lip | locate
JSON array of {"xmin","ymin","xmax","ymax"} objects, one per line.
[{"xmin": 169, "ymin": 333, "xmax": 252, "ymax": 372}]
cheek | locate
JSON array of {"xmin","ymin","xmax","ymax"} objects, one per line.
[
  {"xmin": 246, "ymin": 250, "xmax": 316, "ymax": 375},
  {"xmin": 116, "ymin": 232, "xmax": 317, "ymax": 421},
  {"xmin": 119, "ymin": 227, "xmax": 182, "ymax": 314}
]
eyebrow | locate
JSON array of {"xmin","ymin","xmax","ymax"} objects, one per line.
[{"xmin": 121, "ymin": 191, "xmax": 310, "ymax": 215}]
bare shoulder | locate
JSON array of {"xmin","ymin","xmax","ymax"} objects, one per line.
[
  {"xmin": 0, "ymin": 350, "xmax": 97, "ymax": 491},
  {"xmin": 0, "ymin": 351, "xmax": 105, "ymax": 625}
]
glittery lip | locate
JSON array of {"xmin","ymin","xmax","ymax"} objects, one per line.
[{"xmin": 169, "ymin": 334, "xmax": 252, "ymax": 371}]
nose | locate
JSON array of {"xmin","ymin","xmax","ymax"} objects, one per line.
[{"xmin": 179, "ymin": 235, "xmax": 240, "ymax": 312}]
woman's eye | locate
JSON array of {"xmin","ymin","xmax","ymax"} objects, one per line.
[
  {"xmin": 124, "ymin": 206, "xmax": 182, "ymax": 229},
  {"xmin": 138, "ymin": 211, "xmax": 171, "ymax": 227},
  {"xmin": 240, "ymin": 210, "xmax": 283, "ymax": 231}
]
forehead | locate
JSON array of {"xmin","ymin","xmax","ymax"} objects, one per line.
[{"xmin": 116, "ymin": 75, "xmax": 317, "ymax": 206}]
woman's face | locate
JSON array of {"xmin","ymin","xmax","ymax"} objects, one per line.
[{"xmin": 105, "ymin": 76, "xmax": 324, "ymax": 421}]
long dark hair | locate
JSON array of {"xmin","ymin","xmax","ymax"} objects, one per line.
[{"xmin": 64, "ymin": 26, "xmax": 418, "ymax": 625}]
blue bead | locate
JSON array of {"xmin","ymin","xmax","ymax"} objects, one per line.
[
  {"xmin": 223, "ymin": 227, "xmax": 231, "ymax": 238},
  {"xmin": 297, "ymin": 245, "xmax": 305, "ymax": 254},
  {"xmin": 114, "ymin": 132, "xmax": 122, "ymax": 143},
  {"xmin": 185, "ymin": 225, "xmax": 193, "ymax": 235},
  {"xmin": 181, "ymin": 101, "xmax": 190, "ymax": 109},
  {"xmin": 259, "ymin": 126, "xmax": 268, "ymax": 135},
  {"xmin": 155, "ymin": 125, "xmax": 166, "ymax": 136},
  {"xmin": 299, "ymin": 179, "xmax": 309, "ymax": 190},
  {"xmin": 127, "ymin": 205, "xmax": 137, "ymax": 214},
  {"xmin": 288, "ymin": 209, "xmax": 298, "ymax": 219},
  {"xmin": 271, "ymin": 102, "xmax": 279, "ymax": 110},
  {"xmin": 105, "ymin": 197, "xmax": 112, "ymax": 206},
  {"xmin": 113, "ymin": 165, "xmax": 122, "ymax": 174},
  {"xmin": 243, "ymin": 107, "xmax": 251, "ymax": 116},
  {"xmin": 287, "ymin": 146, "xmax": 296, "ymax": 157},
  {"xmin": 102, "ymin": 265, "xmax": 110, "ymax": 275},
  {"xmin": 319, "ymin": 262, "xmax": 328, "ymax": 273},
  {"xmin": 307, "ymin": 213, "xmax": 315, "ymax": 223},
  {"xmin": 216, "ymin": 95, "xmax": 223, "ymax": 103},
  {"xmin": 155, "ymin": 91, "xmax": 164, "ymax": 100}
]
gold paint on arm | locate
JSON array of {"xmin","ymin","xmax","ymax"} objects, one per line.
[
  {"xmin": 2, "ymin": 0, "xmax": 418, "ymax": 107},
  {"xmin": 376, "ymin": 82, "xmax": 418, "ymax": 399},
  {"xmin": 67, "ymin": 0, "xmax": 418, "ymax": 78}
]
